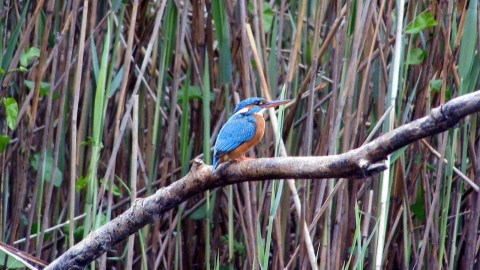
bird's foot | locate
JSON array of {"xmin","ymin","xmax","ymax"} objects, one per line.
[{"xmin": 232, "ymin": 156, "xmax": 255, "ymax": 162}]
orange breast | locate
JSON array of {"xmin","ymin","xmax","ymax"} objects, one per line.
[{"xmin": 225, "ymin": 114, "xmax": 265, "ymax": 160}]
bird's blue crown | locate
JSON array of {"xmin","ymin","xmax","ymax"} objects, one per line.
[{"xmin": 232, "ymin": 97, "xmax": 266, "ymax": 114}]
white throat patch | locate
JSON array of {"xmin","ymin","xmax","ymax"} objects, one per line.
[{"xmin": 255, "ymin": 108, "xmax": 266, "ymax": 115}]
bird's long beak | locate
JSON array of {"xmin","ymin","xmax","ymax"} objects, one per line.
[{"xmin": 261, "ymin": 99, "xmax": 293, "ymax": 108}]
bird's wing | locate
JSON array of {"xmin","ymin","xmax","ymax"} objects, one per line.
[{"xmin": 214, "ymin": 117, "xmax": 256, "ymax": 158}]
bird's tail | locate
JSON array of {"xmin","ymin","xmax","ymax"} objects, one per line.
[{"xmin": 212, "ymin": 156, "xmax": 219, "ymax": 172}]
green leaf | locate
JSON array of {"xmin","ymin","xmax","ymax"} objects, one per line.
[
  {"xmin": 414, "ymin": 154, "xmax": 422, "ymax": 164},
  {"xmin": 390, "ymin": 146, "xmax": 407, "ymax": 164},
  {"xmin": 92, "ymin": 19, "xmax": 111, "ymax": 145},
  {"xmin": 347, "ymin": 0, "xmax": 357, "ymax": 36},
  {"xmin": 3, "ymin": 97, "xmax": 18, "ymax": 130},
  {"xmin": 0, "ymin": 250, "xmax": 26, "ymax": 269},
  {"xmin": 108, "ymin": 67, "xmax": 124, "ymax": 98},
  {"xmin": 31, "ymin": 151, "xmax": 63, "ymax": 187},
  {"xmin": 305, "ymin": 39, "xmax": 312, "ymax": 66},
  {"xmin": 256, "ymin": 221, "xmax": 264, "ymax": 264},
  {"xmin": 220, "ymin": 235, "xmax": 246, "ymax": 257},
  {"xmin": 189, "ymin": 204, "xmax": 208, "ymax": 220},
  {"xmin": 426, "ymin": 162, "xmax": 436, "ymax": 171},
  {"xmin": 76, "ymin": 176, "xmax": 88, "ymax": 192},
  {"xmin": 20, "ymin": 213, "xmax": 28, "ymax": 225},
  {"xmin": 458, "ymin": 0, "xmax": 478, "ymax": 95},
  {"xmin": 100, "ymin": 178, "xmax": 122, "ymax": 197},
  {"xmin": 91, "ymin": 34, "xmax": 99, "ymax": 83},
  {"xmin": 20, "ymin": 47, "xmax": 40, "ymax": 67},
  {"xmin": 410, "ymin": 184, "xmax": 425, "ymax": 222},
  {"xmin": 406, "ymin": 48, "xmax": 427, "ymax": 65},
  {"xmin": 410, "ymin": 203, "xmax": 425, "ymax": 222},
  {"xmin": 112, "ymin": 0, "xmax": 122, "ymax": 12},
  {"xmin": 1, "ymin": 0, "xmax": 30, "ymax": 76},
  {"xmin": 73, "ymin": 225, "xmax": 85, "ymax": 242},
  {"xmin": 189, "ymin": 195, "xmax": 216, "ymax": 220},
  {"xmin": 428, "ymin": 81, "xmax": 452, "ymax": 98},
  {"xmin": 445, "ymin": 88, "xmax": 451, "ymax": 100},
  {"xmin": 429, "ymin": 79, "xmax": 442, "ymax": 93},
  {"xmin": 0, "ymin": 134, "xmax": 10, "ymax": 152},
  {"xmin": 180, "ymin": 71, "xmax": 191, "ymax": 172},
  {"xmin": 108, "ymin": 182, "xmax": 122, "ymax": 197},
  {"xmin": 24, "ymin": 80, "xmax": 50, "ymax": 96},
  {"xmin": 178, "ymin": 85, "xmax": 209, "ymax": 102},
  {"xmin": 247, "ymin": 2, "xmax": 274, "ymax": 32},
  {"xmin": 31, "ymin": 222, "xmax": 51, "ymax": 242},
  {"xmin": 268, "ymin": 16, "xmax": 279, "ymax": 90},
  {"xmin": 262, "ymin": 6, "xmax": 274, "ymax": 32},
  {"xmin": 463, "ymin": 56, "xmax": 480, "ymax": 96},
  {"xmin": 212, "ymin": 0, "xmax": 233, "ymax": 83},
  {"xmin": 405, "ymin": 12, "xmax": 437, "ymax": 34},
  {"xmin": 81, "ymin": 137, "xmax": 94, "ymax": 146},
  {"xmin": 202, "ymin": 51, "xmax": 211, "ymax": 164}
]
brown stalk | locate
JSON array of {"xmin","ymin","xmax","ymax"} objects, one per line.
[
  {"xmin": 126, "ymin": 95, "xmax": 139, "ymax": 269},
  {"xmin": 100, "ymin": 0, "xmax": 167, "ymax": 205},
  {"xmin": 256, "ymin": 0, "xmax": 269, "ymax": 89},
  {"xmin": 75, "ymin": 0, "xmax": 100, "ymax": 195},
  {"xmin": 23, "ymin": 0, "xmax": 55, "ymax": 253},
  {"xmin": 464, "ymin": 135, "xmax": 480, "ymax": 270},
  {"xmin": 239, "ymin": 0, "xmax": 251, "ymax": 98},
  {"xmin": 237, "ymin": 2, "xmax": 256, "ymax": 265},
  {"xmin": 63, "ymin": 0, "xmax": 78, "ymax": 248},
  {"xmin": 273, "ymin": 0, "xmax": 287, "ymax": 90},
  {"xmin": 69, "ymin": 0, "xmax": 89, "ymax": 249},
  {"xmin": 247, "ymin": 21, "xmax": 318, "ymax": 269},
  {"xmin": 35, "ymin": 26, "xmax": 60, "ymax": 258},
  {"xmin": 282, "ymin": 5, "xmax": 347, "ymax": 139},
  {"xmin": 351, "ymin": 0, "xmax": 387, "ymax": 148},
  {"xmin": 30, "ymin": 0, "xmax": 55, "ymax": 126},
  {"xmin": 285, "ymin": 0, "xmax": 307, "ymax": 84},
  {"xmin": 320, "ymin": 2, "xmax": 347, "ymax": 267},
  {"xmin": 233, "ymin": 184, "xmax": 254, "ymax": 265}
]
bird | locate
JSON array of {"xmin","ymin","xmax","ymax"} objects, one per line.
[{"xmin": 212, "ymin": 97, "xmax": 292, "ymax": 172}]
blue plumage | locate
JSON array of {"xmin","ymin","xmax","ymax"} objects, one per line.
[
  {"xmin": 212, "ymin": 113, "xmax": 258, "ymax": 171},
  {"xmin": 212, "ymin": 97, "xmax": 291, "ymax": 172},
  {"xmin": 212, "ymin": 98, "xmax": 267, "ymax": 172},
  {"xmin": 232, "ymin": 97, "xmax": 266, "ymax": 114}
]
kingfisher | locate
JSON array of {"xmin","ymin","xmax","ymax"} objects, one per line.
[{"xmin": 212, "ymin": 97, "xmax": 292, "ymax": 172}]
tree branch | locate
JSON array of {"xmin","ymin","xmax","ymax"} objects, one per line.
[{"xmin": 46, "ymin": 91, "xmax": 480, "ymax": 269}]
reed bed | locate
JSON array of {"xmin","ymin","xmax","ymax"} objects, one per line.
[{"xmin": 0, "ymin": 0, "xmax": 479, "ymax": 269}]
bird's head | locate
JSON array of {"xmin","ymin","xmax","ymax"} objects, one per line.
[{"xmin": 232, "ymin": 97, "xmax": 292, "ymax": 116}]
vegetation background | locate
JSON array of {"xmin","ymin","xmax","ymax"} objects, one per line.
[{"xmin": 0, "ymin": 0, "xmax": 479, "ymax": 269}]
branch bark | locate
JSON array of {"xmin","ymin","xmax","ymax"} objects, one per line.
[{"xmin": 46, "ymin": 91, "xmax": 480, "ymax": 269}]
